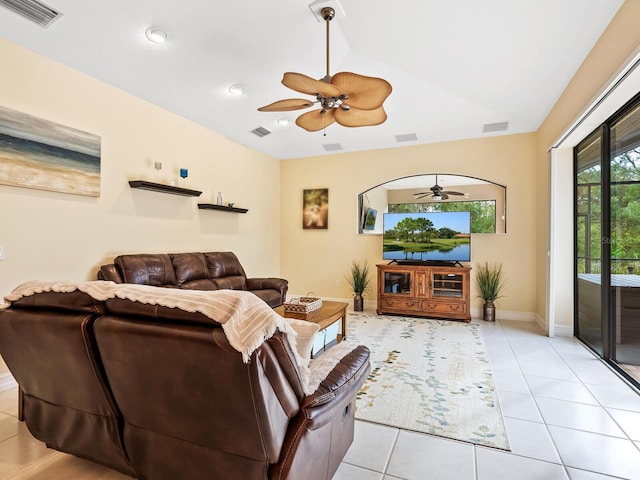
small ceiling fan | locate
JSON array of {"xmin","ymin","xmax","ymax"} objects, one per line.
[
  {"xmin": 413, "ymin": 175, "xmax": 466, "ymax": 201},
  {"xmin": 258, "ymin": 6, "xmax": 392, "ymax": 132}
]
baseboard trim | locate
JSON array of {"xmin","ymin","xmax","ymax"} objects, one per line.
[
  {"xmin": 0, "ymin": 372, "xmax": 17, "ymax": 392},
  {"xmin": 554, "ymin": 324, "xmax": 574, "ymax": 337}
]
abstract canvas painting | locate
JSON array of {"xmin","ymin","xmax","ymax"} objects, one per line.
[{"xmin": 0, "ymin": 106, "xmax": 101, "ymax": 197}]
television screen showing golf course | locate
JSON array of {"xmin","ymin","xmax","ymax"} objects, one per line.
[{"xmin": 383, "ymin": 211, "xmax": 471, "ymax": 262}]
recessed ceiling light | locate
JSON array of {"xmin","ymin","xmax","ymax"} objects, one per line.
[
  {"xmin": 145, "ymin": 27, "xmax": 167, "ymax": 44},
  {"xmin": 228, "ymin": 84, "xmax": 245, "ymax": 96},
  {"xmin": 277, "ymin": 118, "xmax": 289, "ymax": 126}
]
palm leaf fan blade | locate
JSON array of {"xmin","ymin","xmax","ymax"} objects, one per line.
[
  {"xmin": 282, "ymin": 72, "xmax": 342, "ymax": 98},
  {"xmin": 331, "ymin": 72, "xmax": 392, "ymax": 110},
  {"xmin": 257, "ymin": 99, "xmax": 314, "ymax": 112},
  {"xmin": 335, "ymin": 106, "xmax": 387, "ymax": 128},
  {"xmin": 295, "ymin": 109, "xmax": 336, "ymax": 132}
]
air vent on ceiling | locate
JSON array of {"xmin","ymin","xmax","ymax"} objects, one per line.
[
  {"xmin": 482, "ymin": 121, "xmax": 509, "ymax": 133},
  {"xmin": 0, "ymin": 0, "xmax": 62, "ymax": 27},
  {"xmin": 322, "ymin": 143, "xmax": 343, "ymax": 152},
  {"xmin": 251, "ymin": 126, "xmax": 271, "ymax": 138},
  {"xmin": 395, "ymin": 133, "xmax": 418, "ymax": 143}
]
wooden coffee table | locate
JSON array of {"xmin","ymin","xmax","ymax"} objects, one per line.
[{"xmin": 274, "ymin": 300, "xmax": 348, "ymax": 345}]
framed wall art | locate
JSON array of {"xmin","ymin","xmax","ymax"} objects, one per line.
[
  {"xmin": 303, "ymin": 188, "xmax": 328, "ymax": 229},
  {"xmin": 0, "ymin": 106, "xmax": 101, "ymax": 197}
]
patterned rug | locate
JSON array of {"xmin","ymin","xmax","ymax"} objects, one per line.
[{"xmin": 349, "ymin": 312, "xmax": 510, "ymax": 450}]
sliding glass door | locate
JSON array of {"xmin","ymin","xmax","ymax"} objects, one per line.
[
  {"xmin": 609, "ymin": 101, "xmax": 640, "ymax": 380},
  {"xmin": 576, "ymin": 129, "xmax": 606, "ymax": 356},
  {"xmin": 575, "ymin": 93, "xmax": 640, "ymax": 387}
]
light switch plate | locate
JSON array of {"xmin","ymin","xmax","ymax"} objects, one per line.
[{"xmin": 0, "ymin": 245, "xmax": 4, "ymax": 260}]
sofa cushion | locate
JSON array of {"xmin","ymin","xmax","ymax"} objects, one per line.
[
  {"xmin": 171, "ymin": 253, "xmax": 217, "ymax": 290},
  {"xmin": 115, "ymin": 254, "xmax": 177, "ymax": 287},
  {"xmin": 213, "ymin": 276, "xmax": 247, "ymax": 291},
  {"xmin": 204, "ymin": 252, "xmax": 246, "ymax": 278}
]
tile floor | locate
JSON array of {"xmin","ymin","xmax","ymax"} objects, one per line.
[{"xmin": 1, "ymin": 317, "xmax": 640, "ymax": 479}]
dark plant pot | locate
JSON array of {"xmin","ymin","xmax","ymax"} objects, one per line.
[
  {"xmin": 483, "ymin": 300, "xmax": 496, "ymax": 322},
  {"xmin": 354, "ymin": 293, "xmax": 364, "ymax": 312}
]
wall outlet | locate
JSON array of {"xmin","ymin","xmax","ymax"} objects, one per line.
[
  {"xmin": 0, "ymin": 245, "xmax": 4, "ymax": 260},
  {"xmin": 335, "ymin": 279, "xmax": 340, "ymax": 287}
]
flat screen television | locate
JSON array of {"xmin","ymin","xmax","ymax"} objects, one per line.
[{"xmin": 383, "ymin": 211, "xmax": 471, "ymax": 263}]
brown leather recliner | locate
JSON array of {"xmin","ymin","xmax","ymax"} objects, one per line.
[
  {"xmin": 0, "ymin": 290, "xmax": 136, "ymax": 476},
  {"xmin": 98, "ymin": 252, "xmax": 288, "ymax": 308},
  {"xmin": 0, "ymin": 286, "xmax": 370, "ymax": 480}
]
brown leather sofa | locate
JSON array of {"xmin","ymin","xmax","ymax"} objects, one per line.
[
  {"xmin": 98, "ymin": 251, "xmax": 288, "ymax": 307},
  {"xmin": 0, "ymin": 286, "xmax": 370, "ymax": 480}
]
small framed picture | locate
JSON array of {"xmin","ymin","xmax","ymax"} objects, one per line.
[
  {"xmin": 362, "ymin": 208, "xmax": 377, "ymax": 230},
  {"xmin": 303, "ymin": 188, "xmax": 328, "ymax": 229}
]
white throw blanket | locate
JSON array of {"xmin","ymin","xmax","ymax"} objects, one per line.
[{"xmin": 2, "ymin": 280, "xmax": 357, "ymax": 394}]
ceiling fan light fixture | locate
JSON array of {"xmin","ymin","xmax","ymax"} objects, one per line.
[
  {"xmin": 145, "ymin": 27, "xmax": 167, "ymax": 44},
  {"xmin": 277, "ymin": 117, "xmax": 290, "ymax": 126},
  {"xmin": 228, "ymin": 84, "xmax": 245, "ymax": 96}
]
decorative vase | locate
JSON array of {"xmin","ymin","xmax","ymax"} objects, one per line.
[
  {"xmin": 483, "ymin": 299, "xmax": 496, "ymax": 322},
  {"xmin": 354, "ymin": 293, "xmax": 364, "ymax": 312}
]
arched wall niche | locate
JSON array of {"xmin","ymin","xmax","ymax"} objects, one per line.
[{"xmin": 358, "ymin": 173, "xmax": 507, "ymax": 234}]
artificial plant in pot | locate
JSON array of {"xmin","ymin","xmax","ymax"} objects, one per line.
[
  {"xmin": 474, "ymin": 262, "xmax": 505, "ymax": 322},
  {"xmin": 346, "ymin": 260, "xmax": 371, "ymax": 312}
]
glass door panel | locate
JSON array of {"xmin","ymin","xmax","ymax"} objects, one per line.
[
  {"xmin": 576, "ymin": 131, "xmax": 604, "ymax": 355},
  {"xmin": 609, "ymin": 102, "xmax": 640, "ymax": 377}
]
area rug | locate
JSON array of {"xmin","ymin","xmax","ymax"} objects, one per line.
[{"xmin": 348, "ymin": 312, "xmax": 510, "ymax": 450}]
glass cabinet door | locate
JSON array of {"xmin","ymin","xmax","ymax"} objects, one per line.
[
  {"xmin": 383, "ymin": 271, "xmax": 412, "ymax": 295},
  {"xmin": 431, "ymin": 273, "xmax": 464, "ymax": 298}
]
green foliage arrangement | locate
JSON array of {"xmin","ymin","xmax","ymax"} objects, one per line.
[
  {"xmin": 346, "ymin": 260, "xmax": 371, "ymax": 295},
  {"xmin": 475, "ymin": 262, "xmax": 506, "ymax": 301}
]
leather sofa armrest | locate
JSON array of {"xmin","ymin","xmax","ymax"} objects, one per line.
[
  {"xmin": 98, "ymin": 264, "xmax": 123, "ymax": 283},
  {"xmin": 246, "ymin": 277, "xmax": 288, "ymax": 292},
  {"xmin": 302, "ymin": 345, "xmax": 370, "ymax": 412}
]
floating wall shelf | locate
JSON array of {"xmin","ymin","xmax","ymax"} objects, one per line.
[
  {"xmin": 128, "ymin": 180, "xmax": 202, "ymax": 197},
  {"xmin": 198, "ymin": 203, "xmax": 248, "ymax": 214}
]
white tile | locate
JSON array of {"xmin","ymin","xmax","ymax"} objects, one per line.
[
  {"xmin": 0, "ymin": 413, "xmax": 20, "ymax": 443},
  {"xmin": 548, "ymin": 425, "xmax": 640, "ymax": 479},
  {"xmin": 502, "ymin": 417, "xmax": 561, "ymax": 463},
  {"xmin": 332, "ymin": 463, "xmax": 384, "ymax": 480},
  {"xmin": 567, "ymin": 468, "xmax": 631, "ymax": 480},
  {"xmin": 586, "ymin": 383, "xmax": 640, "ymax": 412},
  {"xmin": 536, "ymin": 397, "xmax": 625, "ymax": 437},
  {"xmin": 492, "ymin": 370, "xmax": 530, "ymax": 395},
  {"xmin": 515, "ymin": 354, "xmax": 578, "ymax": 381},
  {"xmin": 571, "ymin": 363, "xmax": 629, "ymax": 387},
  {"xmin": 386, "ymin": 431, "xmax": 474, "ymax": 480},
  {"xmin": 342, "ymin": 421, "xmax": 398, "ymax": 473},
  {"xmin": 526, "ymin": 375, "xmax": 599, "ymax": 405},
  {"xmin": 0, "ymin": 388, "xmax": 19, "ymax": 418},
  {"xmin": 476, "ymin": 447, "xmax": 569, "ymax": 480},
  {"xmin": 497, "ymin": 390, "xmax": 543, "ymax": 422},
  {"xmin": 607, "ymin": 408, "xmax": 640, "ymax": 441},
  {"xmin": 549, "ymin": 337, "xmax": 592, "ymax": 355},
  {"xmin": 486, "ymin": 351, "xmax": 522, "ymax": 374}
]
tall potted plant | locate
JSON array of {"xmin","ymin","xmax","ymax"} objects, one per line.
[
  {"xmin": 346, "ymin": 260, "xmax": 371, "ymax": 312},
  {"xmin": 474, "ymin": 262, "xmax": 505, "ymax": 321}
]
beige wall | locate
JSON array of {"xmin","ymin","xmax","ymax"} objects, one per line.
[
  {"xmin": 281, "ymin": 133, "xmax": 538, "ymax": 315},
  {"xmin": 0, "ymin": 39, "xmax": 281, "ymax": 375},
  {"xmin": 535, "ymin": 0, "xmax": 640, "ymax": 331}
]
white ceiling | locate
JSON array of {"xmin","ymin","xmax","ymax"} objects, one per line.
[{"xmin": 0, "ymin": 0, "xmax": 624, "ymax": 160}]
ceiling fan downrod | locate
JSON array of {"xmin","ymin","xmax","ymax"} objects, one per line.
[{"xmin": 321, "ymin": 7, "xmax": 335, "ymax": 83}]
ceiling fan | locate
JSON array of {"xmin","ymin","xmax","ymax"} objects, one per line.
[
  {"xmin": 257, "ymin": 6, "xmax": 392, "ymax": 132},
  {"xmin": 413, "ymin": 175, "xmax": 466, "ymax": 201}
]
